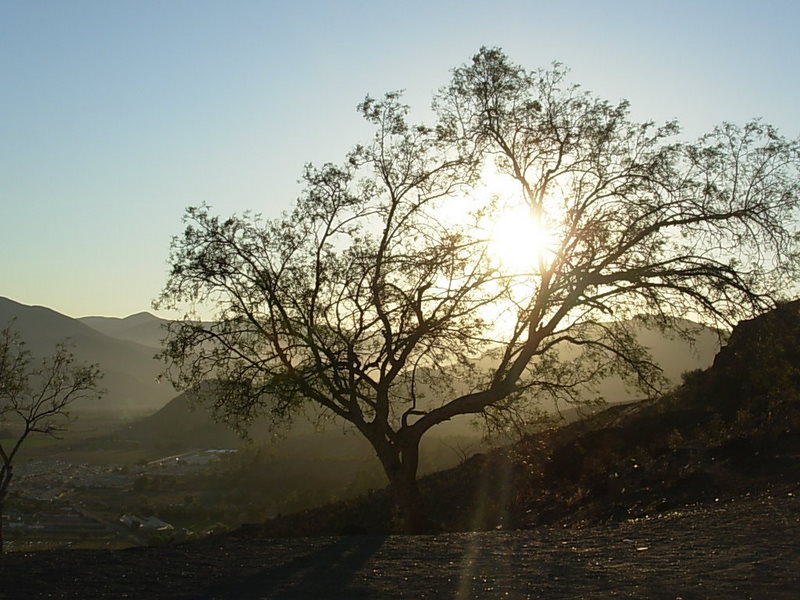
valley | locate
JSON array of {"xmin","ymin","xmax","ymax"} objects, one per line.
[
  {"xmin": 0, "ymin": 297, "xmax": 724, "ymax": 553},
  {"xmin": 1, "ymin": 299, "xmax": 799, "ymax": 599}
]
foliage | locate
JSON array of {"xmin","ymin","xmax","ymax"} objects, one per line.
[
  {"xmin": 0, "ymin": 323, "xmax": 103, "ymax": 552},
  {"xmin": 157, "ymin": 48, "xmax": 800, "ymax": 531},
  {"xmin": 246, "ymin": 303, "xmax": 800, "ymax": 536}
]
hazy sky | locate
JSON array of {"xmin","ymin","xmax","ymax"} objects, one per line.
[{"xmin": 2, "ymin": 0, "xmax": 798, "ymax": 318}]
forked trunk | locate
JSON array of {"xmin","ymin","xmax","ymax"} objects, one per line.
[{"xmin": 374, "ymin": 436, "xmax": 433, "ymax": 534}]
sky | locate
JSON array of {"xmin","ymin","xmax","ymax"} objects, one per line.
[{"xmin": 1, "ymin": 0, "xmax": 799, "ymax": 319}]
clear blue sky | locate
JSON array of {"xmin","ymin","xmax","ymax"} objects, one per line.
[{"xmin": 2, "ymin": 0, "xmax": 798, "ymax": 318}]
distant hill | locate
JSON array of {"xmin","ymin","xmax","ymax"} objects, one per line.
[
  {"xmin": 79, "ymin": 312, "xmax": 168, "ymax": 349},
  {"xmin": 587, "ymin": 317, "xmax": 721, "ymax": 402},
  {"xmin": 460, "ymin": 317, "xmax": 720, "ymax": 413},
  {"xmin": 0, "ymin": 297, "xmax": 175, "ymax": 417},
  {"xmin": 5, "ymin": 294, "xmax": 720, "ymax": 460},
  {"xmin": 111, "ymin": 388, "xmax": 243, "ymax": 451},
  {"xmin": 102, "ymin": 387, "xmax": 455, "ymax": 475}
]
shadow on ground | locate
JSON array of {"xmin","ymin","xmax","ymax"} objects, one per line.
[{"xmin": 190, "ymin": 535, "xmax": 386, "ymax": 600}]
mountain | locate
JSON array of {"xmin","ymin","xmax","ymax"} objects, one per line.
[
  {"xmin": 92, "ymin": 313, "xmax": 723, "ymax": 507},
  {"xmin": 590, "ymin": 317, "xmax": 721, "ymax": 402},
  {"xmin": 463, "ymin": 317, "xmax": 720, "ymax": 413},
  {"xmin": 119, "ymin": 390, "xmax": 377, "ymax": 464},
  {"xmin": 0, "ymin": 297, "xmax": 175, "ymax": 417},
  {"xmin": 79, "ymin": 312, "xmax": 168, "ymax": 349},
  {"xmin": 2, "ymin": 293, "xmax": 719, "ymax": 443},
  {"xmin": 110, "ymin": 388, "xmax": 243, "ymax": 451}
]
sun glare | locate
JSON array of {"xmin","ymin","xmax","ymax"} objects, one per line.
[
  {"xmin": 488, "ymin": 204, "xmax": 556, "ymax": 274},
  {"xmin": 477, "ymin": 166, "xmax": 558, "ymax": 275},
  {"xmin": 434, "ymin": 162, "xmax": 559, "ymax": 276},
  {"xmin": 432, "ymin": 162, "xmax": 563, "ymax": 339}
]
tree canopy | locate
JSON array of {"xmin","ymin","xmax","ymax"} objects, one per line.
[
  {"xmin": 157, "ymin": 48, "xmax": 800, "ymax": 531},
  {"xmin": 0, "ymin": 324, "xmax": 103, "ymax": 551}
]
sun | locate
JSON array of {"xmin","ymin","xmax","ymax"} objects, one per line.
[
  {"xmin": 433, "ymin": 161, "xmax": 559, "ymax": 275},
  {"xmin": 488, "ymin": 204, "xmax": 556, "ymax": 274},
  {"xmin": 477, "ymin": 166, "xmax": 558, "ymax": 274},
  {"xmin": 431, "ymin": 162, "xmax": 561, "ymax": 338}
]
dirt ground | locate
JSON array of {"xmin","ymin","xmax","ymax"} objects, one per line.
[{"xmin": 2, "ymin": 485, "xmax": 798, "ymax": 600}]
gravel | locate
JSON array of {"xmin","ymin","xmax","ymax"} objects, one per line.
[{"xmin": 2, "ymin": 488, "xmax": 798, "ymax": 600}]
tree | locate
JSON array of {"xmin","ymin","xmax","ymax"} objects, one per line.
[
  {"xmin": 0, "ymin": 324, "xmax": 103, "ymax": 552},
  {"xmin": 157, "ymin": 48, "xmax": 800, "ymax": 532}
]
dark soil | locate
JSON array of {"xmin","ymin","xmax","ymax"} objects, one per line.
[{"xmin": 2, "ymin": 483, "xmax": 798, "ymax": 599}]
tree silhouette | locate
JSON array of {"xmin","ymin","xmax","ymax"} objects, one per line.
[
  {"xmin": 0, "ymin": 324, "xmax": 103, "ymax": 552},
  {"xmin": 157, "ymin": 48, "xmax": 800, "ymax": 532}
]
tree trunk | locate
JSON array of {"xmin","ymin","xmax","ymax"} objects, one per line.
[
  {"xmin": 0, "ymin": 496, "xmax": 4, "ymax": 555},
  {"xmin": 1, "ymin": 465, "xmax": 12, "ymax": 556},
  {"xmin": 387, "ymin": 464, "xmax": 433, "ymax": 534},
  {"xmin": 373, "ymin": 435, "xmax": 433, "ymax": 534}
]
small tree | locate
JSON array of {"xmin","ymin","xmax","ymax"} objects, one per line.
[
  {"xmin": 0, "ymin": 324, "xmax": 103, "ymax": 552},
  {"xmin": 157, "ymin": 49, "xmax": 800, "ymax": 532}
]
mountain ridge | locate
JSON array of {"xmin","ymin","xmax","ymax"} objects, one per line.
[
  {"xmin": 1, "ymin": 294, "xmax": 721, "ymax": 440},
  {"xmin": 0, "ymin": 297, "xmax": 174, "ymax": 415},
  {"xmin": 79, "ymin": 311, "xmax": 168, "ymax": 348}
]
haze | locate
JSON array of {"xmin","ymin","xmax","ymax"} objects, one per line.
[{"xmin": 2, "ymin": 0, "xmax": 798, "ymax": 319}]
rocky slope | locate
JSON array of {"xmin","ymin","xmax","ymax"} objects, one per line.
[{"xmin": 247, "ymin": 301, "xmax": 800, "ymax": 537}]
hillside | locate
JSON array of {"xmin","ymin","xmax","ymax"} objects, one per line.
[
  {"xmin": 245, "ymin": 301, "xmax": 800, "ymax": 537},
  {"xmin": 27, "ymin": 307, "xmax": 725, "ymax": 515},
  {"xmin": 79, "ymin": 312, "xmax": 717, "ymax": 459},
  {"xmin": 0, "ymin": 297, "xmax": 175, "ymax": 416},
  {"xmin": 88, "ymin": 388, "xmax": 474, "ymax": 492},
  {"xmin": 112, "ymin": 389, "xmax": 242, "ymax": 449},
  {"xmin": 124, "ymin": 312, "xmax": 720, "ymax": 444},
  {"xmin": 3, "ymin": 293, "xmax": 718, "ymax": 429},
  {"xmin": 4, "ymin": 492, "xmax": 799, "ymax": 599},
  {"xmin": 3, "ymin": 302, "xmax": 799, "ymax": 600}
]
